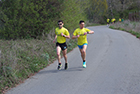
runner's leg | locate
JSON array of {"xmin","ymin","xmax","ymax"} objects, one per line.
[
  {"xmin": 79, "ymin": 45, "xmax": 87, "ymax": 68},
  {"xmin": 79, "ymin": 45, "xmax": 87, "ymax": 61},
  {"xmin": 63, "ymin": 49, "xmax": 68, "ymax": 69},
  {"xmin": 56, "ymin": 46, "xmax": 61, "ymax": 64},
  {"xmin": 62, "ymin": 49, "xmax": 67, "ymax": 63}
]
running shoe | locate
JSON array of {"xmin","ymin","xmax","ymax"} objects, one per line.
[
  {"xmin": 64, "ymin": 63, "xmax": 68, "ymax": 70},
  {"xmin": 57, "ymin": 63, "xmax": 62, "ymax": 70},
  {"xmin": 83, "ymin": 62, "xmax": 86, "ymax": 68}
]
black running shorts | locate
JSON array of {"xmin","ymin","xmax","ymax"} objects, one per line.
[{"xmin": 56, "ymin": 42, "xmax": 67, "ymax": 51}]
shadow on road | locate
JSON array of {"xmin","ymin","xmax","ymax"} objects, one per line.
[{"xmin": 38, "ymin": 66, "xmax": 84, "ymax": 74}]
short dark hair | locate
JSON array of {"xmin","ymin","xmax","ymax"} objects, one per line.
[
  {"xmin": 58, "ymin": 20, "xmax": 63, "ymax": 23},
  {"xmin": 79, "ymin": 20, "xmax": 85, "ymax": 24}
]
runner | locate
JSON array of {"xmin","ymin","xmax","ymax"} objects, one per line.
[
  {"xmin": 72, "ymin": 20, "xmax": 94, "ymax": 68},
  {"xmin": 107, "ymin": 18, "xmax": 110, "ymax": 26},
  {"xmin": 119, "ymin": 18, "xmax": 121, "ymax": 23},
  {"xmin": 121, "ymin": 18, "xmax": 124, "ymax": 22},
  {"xmin": 53, "ymin": 20, "xmax": 70, "ymax": 70},
  {"xmin": 111, "ymin": 18, "xmax": 116, "ymax": 24},
  {"xmin": 111, "ymin": 18, "xmax": 114, "ymax": 24}
]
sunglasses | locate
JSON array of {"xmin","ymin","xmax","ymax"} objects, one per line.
[{"xmin": 58, "ymin": 23, "xmax": 62, "ymax": 25}]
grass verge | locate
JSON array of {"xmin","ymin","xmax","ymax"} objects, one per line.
[
  {"xmin": 0, "ymin": 33, "xmax": 78, "ymax": 94},
  {"xmin": 109, "ymin": 20, "xmax": 140, "ymax": 38}
]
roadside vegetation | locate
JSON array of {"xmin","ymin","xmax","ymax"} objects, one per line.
[
  {"xmin": 110, "ymin": 20, "xmax": 140, "ymax": 38},
  {"xmin": 0, "ymin": 34, "xmax": 78, "ymax": 93}
]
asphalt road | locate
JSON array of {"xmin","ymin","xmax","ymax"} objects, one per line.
[{"xmin": 6, "ymin": 26, "xmax": 140, "ymax": 94}]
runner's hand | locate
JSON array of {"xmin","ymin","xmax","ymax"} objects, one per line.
[
  {"xmin": 77, "ymin": 35, "xmax": 80, "ymax": 38},
  {"xmin": 84, "ymin": 32, "xmax": 87, "ymax": 35},
  {"xmin": 61, "ymin": 33, "xmax": 64, "ymax": 36}
]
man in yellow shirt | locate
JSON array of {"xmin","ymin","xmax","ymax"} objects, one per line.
[
  {"xmin": 72, "ymin": 20, "xmax": 94, "ymax": 68},
  {"xmin": 111, "ymin": 18, "xmax": 116, "ymax": 24},
  {"xmin": 111, "ymin": 18, "xmax": 114, "ymax": 24},
  {"xmin": 107, "ymin": 18, "xmax": 110, "ymax": 26},
  {"xmin": 53, "ymin": 20, "xmax": 70, "ymax": 70},
  {"xmin": 119, "ymin": 18, "xmax": 121, "ymax": 23}
]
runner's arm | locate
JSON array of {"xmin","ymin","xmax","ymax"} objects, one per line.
[
  {"xmin": 88, "ymin": 30, "xmax": 94, "ymax": 34},
  {"xmin": 63, "ymin": 35, "xmax": 70, "ymax": 39},
  {"xmin": 72, "ymin": 35, "xmax": 79, "ymax": 39},
  {"xmin": 84, "ymin": 30, "xmax": 94, "ymax": 35},
  {"xmin": 53, "ymin": 35, "xmax": 57, "ymax": 43},
  {"xmin": 61, "ymin": 33, "xmax": 70, "ymax": 39}
]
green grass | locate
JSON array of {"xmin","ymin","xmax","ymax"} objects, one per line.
[
  {"xmin": 0, "ymin": 36, "xmax": 78, "ymax": 93},
  {"xmin": 109, "ymin": 26, "xmax": 115, "ymax": 29},
  {"xmin": 109, "ymin": 21, "xmax": 140, "ymax": 38}
]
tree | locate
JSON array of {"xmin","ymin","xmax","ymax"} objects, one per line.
[
  {"xmin": 106, "ymin": 0, "xmax": 140, "ymax": 19},
  {"xmin": 86, "ymin": 0, "xmax": 108, "ymax": 23},
  {"xmin": 0, "ymin": 0, "xmax": 90, "ymax": 39},
  {"xmin": 0, "ymin": 0, "xmax": 62, "ymax": 39}
]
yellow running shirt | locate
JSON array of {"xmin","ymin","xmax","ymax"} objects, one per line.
[
  {"xmin": 55, "ymin": 27, "xmax": 69, "ymax": 43},
  {"xmin": 119, "ymin": 18, "xmax": 121, "ymax": 22},
  {"xmin": 107, "ymin": 19, "xmax": 110, "ymax": 22},
  {"xmin": 73, "ymin": 28, "xmax": 90, "ymax": 45},
  {"xmin": 111, "ymin": 19, "xmax": 113, "ymax": 22}
]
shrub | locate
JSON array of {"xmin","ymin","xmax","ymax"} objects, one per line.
[
  {"xmin": 0, "ymin": 0, "xmax": 89, "ymax": 39},
  {"xmin": 109, "ymin": 26, "xmax": 114, "ymax": 29},
  {"xmin": 0, "ymin": 0, "xmax": 61, "ymax": 39},
  {"xmin": 110, "ymin": 21, "xmax": 140, "ymax": 39}
]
